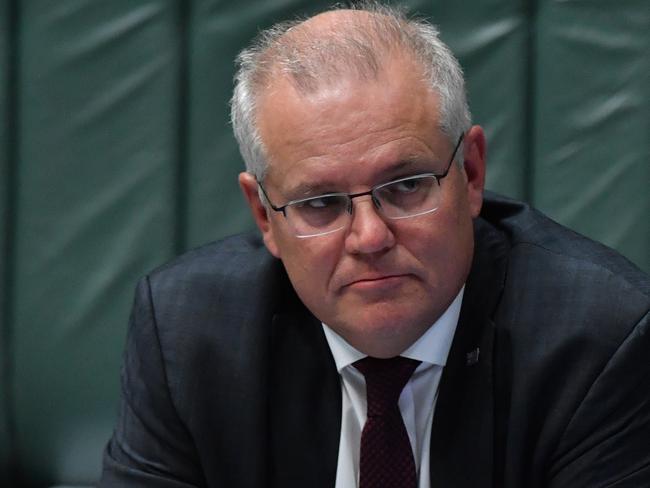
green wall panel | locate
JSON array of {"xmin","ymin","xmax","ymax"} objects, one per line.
[
  {"xmin": 0, "ymin": 0, "xmax": 12, "ymax": 481},
  {"xmin": 11, "ymin": 1, "xmax": 180, "ymax": 484},
  {"xmin": 534, "ymin": 0, "xmax": 650, "ymax": 272}
]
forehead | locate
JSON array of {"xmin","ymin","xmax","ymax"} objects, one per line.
[{"xmin": 257, "ymin": 57, "xmax": 449, "ymax": 193}]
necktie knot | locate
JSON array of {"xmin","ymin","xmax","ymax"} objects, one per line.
[{"xmin": 354, "ymin": 356, "xmax": 421, "ymax": 417}]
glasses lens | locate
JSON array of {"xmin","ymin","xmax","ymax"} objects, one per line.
[
  {"xmin": 286, "ymin": 194, "xmax": 349, "ymax": 237},
  {"xmin": 375, "ymin": 175, "xmax": 440, "ymax": 219}
]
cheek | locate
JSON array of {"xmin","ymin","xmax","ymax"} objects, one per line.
[{"xmin": 406, "ymin": 203, "xmax": 474, "ymax": 280}]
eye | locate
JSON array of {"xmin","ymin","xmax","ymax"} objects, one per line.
[
  {"xmin": 295, "ymin": 195, "xmax": 347, "ymax": 210},
  {"xmin": 305, "ymin": 196, "xmax": 336, "ymax": 209},
  {"xmin": 391, "ymin": 178, "xmax": 421, "ymax": 193},
  {"xmin": 290, "ymin": 195, "xmax": 348, "ymax": 228}
]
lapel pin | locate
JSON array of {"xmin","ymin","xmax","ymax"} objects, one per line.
[{"xmin": 466, "ymin": 347, "xmax": 480, "ymax": 366}]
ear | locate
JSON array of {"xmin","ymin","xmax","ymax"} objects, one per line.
[
  {"xmin": 238, "ymin": 172, "xmax": 281, "ymax": 257},
  {"xmin": 461, "ymin": 125, "xmax": 487, "ymax": 218}
]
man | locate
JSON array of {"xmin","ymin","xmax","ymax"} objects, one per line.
[{"xmin": 101, "ymin": 4, "xmax": 650, "ymax": 487}]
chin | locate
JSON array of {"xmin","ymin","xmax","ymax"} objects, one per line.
[{"xmin": 338, "ymin": 304, "xmax": 433, "ymax": 350}]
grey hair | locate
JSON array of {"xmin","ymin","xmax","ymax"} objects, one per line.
[{"xmin": 230, "ymin": 2, "xmax": 471, "ymax": 180}]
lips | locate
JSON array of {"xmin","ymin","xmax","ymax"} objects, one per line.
[{"xmin": 343, "ymin": 273, "xmax": 411, "ymax": 291}]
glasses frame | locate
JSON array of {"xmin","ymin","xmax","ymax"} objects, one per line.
[{"xmin": 257, "ymin": 133, "xmax": 464, "ymax": 237}]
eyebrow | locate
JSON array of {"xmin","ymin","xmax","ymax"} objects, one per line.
[
  {"xmin": 376, "ymin": 157, "xmax": 439, "ymax": 179},
  {"xmin": 280, "ymin": 183, "xmax": 344, "ymax": 203},
  {"xmin": 282, "ymin": 157, "xmax": 440, "ymax": 199}
]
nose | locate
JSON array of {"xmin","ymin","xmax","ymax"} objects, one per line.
[{"xmin": 344, "ymin": 196, "xmax": 396, "ymax": 255}]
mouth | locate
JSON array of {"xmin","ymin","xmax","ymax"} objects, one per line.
[{"xmin": 344, "ymin": 274, "xmax": 411, "ymax": 292}]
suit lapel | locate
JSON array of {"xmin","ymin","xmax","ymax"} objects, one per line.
[
  {"xmin": 429, "ymin": 218, "xmax": 508, "ymax": 487},
  {"xmin": 267, "ymin": 278, "xmax": 341, "ymax": 488}
]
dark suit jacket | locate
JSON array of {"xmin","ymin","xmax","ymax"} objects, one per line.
[{"xmin": 101, "ymin": 193, "xmax": 650, "ymax": 487}]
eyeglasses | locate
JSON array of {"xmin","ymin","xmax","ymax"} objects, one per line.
[{"xmin": 258, "ymin": 134, "xmax": 464, "ymax": 238}]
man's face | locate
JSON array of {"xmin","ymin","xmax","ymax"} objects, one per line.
[{"xmin": 240, "ymin": 56, "xmax": 485, "ymax": 357}]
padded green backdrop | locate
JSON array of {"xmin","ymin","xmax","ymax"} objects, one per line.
[{"xmin": 1, "ymin": 1, "xmax": 648, "ymax": 486}]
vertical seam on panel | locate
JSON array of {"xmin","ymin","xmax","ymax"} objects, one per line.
[
  {"xmin": 174, "ymin": 0, "xmax": 191, "ymax": 255},
  {"xmin": 2, "ymin": 0, "xmax": 19, "ymax": 481},
  {"xmin": 523, "ymin": 0, "xmax": 538, "ymax": 204}
]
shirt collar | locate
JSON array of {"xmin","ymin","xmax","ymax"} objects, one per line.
[{"xmin": 322, "ymin": 286, "xmax": 465, "ymax": 373}]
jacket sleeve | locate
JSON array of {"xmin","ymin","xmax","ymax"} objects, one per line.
[
  {"xmin": 99, "ymin": 277, "xmax": 206, "ymax": 487},
  {"xmin": 547, "ymin": 310, "xmax": 650, "ymax": 487}
]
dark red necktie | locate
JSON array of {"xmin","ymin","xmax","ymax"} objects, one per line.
[{"xmin": 354, "ymin": 356, "xmax": 421, "ymax": 488}]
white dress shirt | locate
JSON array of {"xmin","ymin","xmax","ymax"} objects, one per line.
[{"xmin": 322, "ymin": 287, "xmax": 464, "ymax": 488}]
